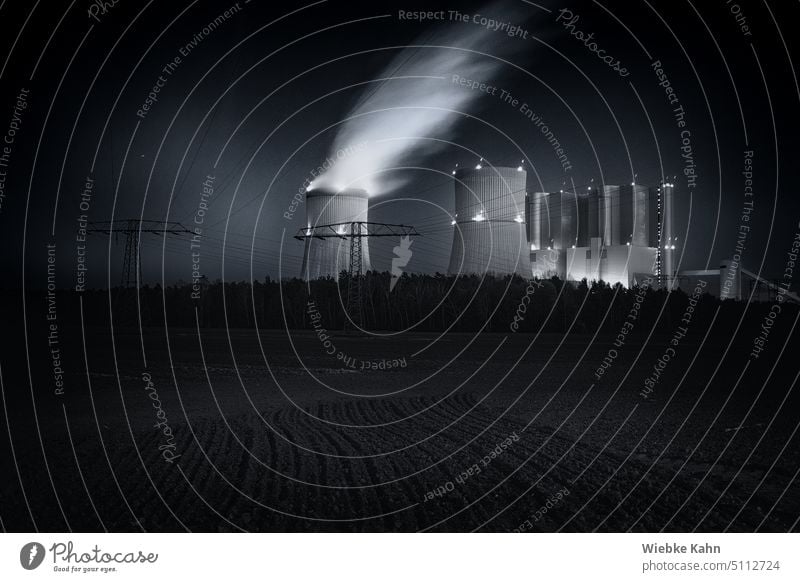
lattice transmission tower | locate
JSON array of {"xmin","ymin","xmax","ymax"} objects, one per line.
[
  {"xmin": 87, "ymin": 219, "xmax": 194, "ymax": 287},
  {"xmin": 295, "ymin": 222, "xmax": 419, "ymax": 330}
]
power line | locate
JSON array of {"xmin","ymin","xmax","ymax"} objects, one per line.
[{"xmin": 87, "ymin": 219, "xmax": 193, "ymax": 287}]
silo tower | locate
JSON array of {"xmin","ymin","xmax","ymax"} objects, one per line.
[{"xmin": 660, "ymin": 181, "xmax": 676, "ymax": 288}]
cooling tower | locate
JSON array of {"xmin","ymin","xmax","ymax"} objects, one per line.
[
  {"xmin": 448, "ymin": 166, "xmax": 531, "ymax": 276},
  {"xmin": 301, "ymin": 187, "xmax": 371, "ymax": 280}
]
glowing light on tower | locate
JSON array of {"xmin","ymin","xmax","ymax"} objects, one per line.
[
  {"xmin": 301, "ymin": 187, "xmax": 371, "ymax": 280},
  {"xmin": 448, "ymin": 166, "xmax": 530, "ymax": 276}
]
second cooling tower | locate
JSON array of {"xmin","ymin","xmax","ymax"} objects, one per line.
[
  {"xmin": 301, "ymin": 187, "xmax": 371, "ymax": 280},
  {"xmin": 448, "ymin": 166, "xmax": 531, "ymax": 276}
]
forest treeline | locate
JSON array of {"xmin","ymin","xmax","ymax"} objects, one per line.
[{"xmin": 7, "ymin": 272, "xmax": 795, "ymax": 335}]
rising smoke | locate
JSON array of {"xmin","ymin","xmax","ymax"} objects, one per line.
[{"xmin": 309, "ymin": 3, "xmax": 529, "ymax": 196}]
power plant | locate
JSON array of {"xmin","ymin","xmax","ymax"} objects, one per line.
[
  {"xmin": 300, "ymin": 187, "xmax": 371, "ymax": 280},
  {"xmin": 447, "ymin": 164, "xmax": 531, "ymax": 276},
  {"xmin": 526, "ymin": 182, "xmax": 677, "ymax": 288},
  {"xmin": 297, "ymin": 161, "xmax": 681, "ymax": 290}
]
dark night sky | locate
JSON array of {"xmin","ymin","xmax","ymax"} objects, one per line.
[{"xmin": 1, "ymin": 0, "xmax": 798, "ymax": 287}]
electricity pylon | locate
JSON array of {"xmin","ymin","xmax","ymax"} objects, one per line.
[
  {"xmin": 295, "ymin": 222, "xmax": 419, "ymax": 330},
  {"xmin": 87, "ymin": 219, "xmax": 193, "ymax": 287}
]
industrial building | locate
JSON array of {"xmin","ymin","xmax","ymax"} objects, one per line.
[
  {"xmin": 675, "ymin": 261, "xmax": 800, "ymax": 303},
  {"xmin": 447, "ymin": 164, "xmax": 531, "ymax": 276},
  {"xmin": 526, "ymin": 182, "xmax": 677, "ymax": 288},
  {"xmin": 300, "ymin": 162, "xmax": 677, "ymax": 288},
  {"xmin": 297, "ymin": 165, "xmax": 797, "ymax": 305},
  {"xmin": 300, "ymin": 187, "xmax": 371, "ymax": 280}
]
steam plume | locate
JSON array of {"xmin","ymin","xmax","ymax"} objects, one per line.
[{"xmin": 310, "ymin": 3, "xmax": 526, "ymax": 195}]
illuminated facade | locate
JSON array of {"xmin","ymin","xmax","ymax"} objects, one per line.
[
  {"xmin": 300, "ymin": 188, "xmax": 371, "ymax": 280},
  {"xmin": 448, "ymin": 165, "xmax": 531, "ymax": 276},
  {"xmin": 527, "ymin": 182, "xmax": 677, "ymax": 287}
]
